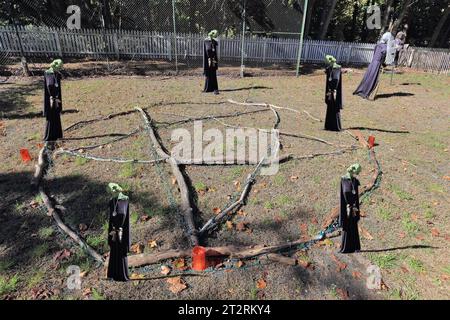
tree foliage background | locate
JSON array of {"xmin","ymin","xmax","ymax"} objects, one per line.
[{"xmin": 0, "ymin": 0, "xmax": 449, "ymax": 48}]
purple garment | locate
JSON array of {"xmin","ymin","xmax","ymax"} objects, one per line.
[{"xmin": 353, "ymin": 43, "xmax": 387, "ymax": 99}]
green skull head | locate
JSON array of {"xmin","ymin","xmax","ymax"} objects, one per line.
[
  {"xmin": 50, "ymin": 59, "xmax": 64, "ymax": 72},
  {"xmin": 208, "ymin": 29, "xmax": 219, "ymax": 39},
  {"xmin": 325, "ymin": 55, "xmax": 340, "ymax": 68},
  {"xmin": 346, "ymin": 163, "xmax": 362, "ymax": 178}
]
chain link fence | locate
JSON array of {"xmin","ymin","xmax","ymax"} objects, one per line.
[{"xmin": 1, "ymin": 0, "xmax": 449, "ymax": 75}]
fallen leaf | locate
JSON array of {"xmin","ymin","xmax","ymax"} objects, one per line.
[
  {"xmin": 236, "ymin": 261, "xmax": 244, "ymax": 268},
  {"xmin": 300, "ymin": 223, "xmax": 308, "ymax": 235},
  {"xmin": 161, "ymin": 265, "xmax": 171, "ymax": 275},
  {"xmin": 148, "ymin": 240, "xmax": 158, "ymax": 248},
  {"xmin": 53, "ymin": 249, "xmax": 71, "ymax": 262},
  {"xmin": 399, "ymin": 232, "xmax": 406, "ymax": 239},
  {"xmin": 415, "ymin": 234, "xmax": 425, "ymax": 240},
  {"xmin": 130, "ymin": 243, "xmax": 145, "ymax": 254},
  {"xmin": 359, "ymin": 211, "xmax": 367, "ymax": 217},
  {"xmin": 171, "ymin": 177, "xmax": 177, "ymax": 185},
  {"xmin": 234, "ymin": 181, "xmax": 241, "ymax": 191},
  {"xmin": 167, "ymin": 277, "xmax": 187, "ymax": 294},
  {"xmin": 256, "ymin": 279, "xmax": 267, "ymax": 290},
  {"xmin": 443, "ymin": 176, "xmax": 450, "ymax": 181},
  {"xmin": 290, "ymin": 176, "xmax": 299, "ymax": 181},
  {"xmin": 273, "ymin": 216, "xmax": 283, "ymax": 223},
  {"xmin": 208, "ymin": 187, "xmax": 216, "ymax": 193},
  {"xmin": 319, "ymin": 239, "xmax": 334, "ymax": 247},
  {"xmin": 431, "ymin": 228, "xmax": 440, "ymax": 237},
  {"xmin": 411, "ymin": 214, "xmax": 419, "ymax": 221},
  {"xmin": 352, "ymin": 271, "xmax": 362, "ymax": 279},
  {"xmin": 79, "ymin": 223, "xmax": 88, "ymax": 232},
  {"xmin": 401, "ymin": 266, "xmax": 409, "ymax": 274},
  {"xmin": 173, "ymin": 258, "xmax": 187, "ymax": 270},
  {"xmin": 237, "ymin": 209, "xmax": 246, "ymax": 216},
  {"xmin": 336, "ymin": 288, "xmax": 349, "ymax": 300},
  {"xmin": 80, "ymin": 270, "xmax": 88, "ymax": 278},
  {"xmin": 31, "ymin": 287, "xmax": 54, "ymax": 300},
  {"xmin": 359, "ymin": 226, "xmax": 374, "ymax": 240},
  {"xmin": 331, "ymin": 254, "xmax": 347, "ymax": 272},
  {"xmin": 226, "ymin": 221, "xmax": 234, "ymax": 230},
  {"xmin": 236, "ymin": 222, "xmax": 248, "ymax": 232},
  {"xmin": 140, "ymin": 215, "xmax": 150, "ymax": 222},
  {"xmin": 29, "ymin": 200, "xmax": 39, "ymax": 208},
  {"xmin": 311, "ymin": 217, "xmax": 318, "ymax": 225},
  {"xmin": 297, "ymin": 259, "xmax": 311, "ymax": 268},
  {"xmin": 213, "ymin": 207, "xmax": 221, "ymax": 215},
  {"xmin": 130, "ymin": 273, "xmax": 145, "ymax": 280},
  {"xmin": 82, "ymin": 288, "xmax": 92, "ymax": 297}
]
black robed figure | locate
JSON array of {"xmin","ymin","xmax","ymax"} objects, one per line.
[
  {"xmin": 107, "ymin": 184, "xmax": 131, "ymax": 282},
  {"xmin": 43, "ymin": 59, "xmax": 64, "ymax": 142},
  {"xmin": 339, "ymin": 164, "xmax": 362, "ymax": 254},
  {"xmin": 324, "ymin": 55, "xmax": 343, "ymax": 131},
  {"xmin": 203, "ymin": 29, "xmax": 219, "ymax": 94}
]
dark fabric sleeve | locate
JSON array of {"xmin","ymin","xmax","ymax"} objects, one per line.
[
  {"xmin": 57, "ymin": 75, "xmax": 62, "ymax": 110},
  {"xmin": 107, "ymin": 199, "xmax": 114, "ymax": 246},
  {"xmin": 43, "ymin": 77, "xmax": 49, "ymax": 117},
  {"xmin": 339, "ymin": 179, "xmax": 348, "ymax": 230},
  {"xmin": 355, "ymin": 179, "xmax": 361, "ymax": 221},
  {"xmin": 123, "ymin": 201, "xmax": 130, "ymax": 253},
  {"xmin": 203, "ymin": 42, "xmax": 208, "ymax": 74}
]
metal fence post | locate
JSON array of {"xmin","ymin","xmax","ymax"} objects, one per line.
[
  {"xmin": 172, "ymin": 0, "xmax": 178, "ymax": 74},
  {"xmin": 296, "ymin": 0, "xmax": 308, "ymax": 77}
]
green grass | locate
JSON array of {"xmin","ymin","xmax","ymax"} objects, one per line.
[
  {"xmin": 0, "ymin": 275, "xmax": 19, "ymax": 296},
  {"xmin": 249, "ymin": 287, "xmax": 258, "ymax": 300},
  {"xmin": 230, "ymin": 167, "xmax": 245, "ymax": 180},
  {"xmin": 27, "ymin": 133, "xmax": 40, "ymax": 141},
  {"xmin": 273, "ymin": 175, "xmax": 286, "ymax": 187},
  {"xmin": 390, "ymin": 184, "xmax": 413, "ymax": 201},
  {"xmin": 275, "ymin": 195, "xmax": 293, "ymax": 207},
  {"xmin": 27, "ymin": 270, "xmax": 45, "ymax": 288},
  {"xmin": 91, "ymin": 288, "xmax": 105, "ymax": 300},
  {"xmin": 32, "ymin": 243, "xmax": 50, "ymax": 259},
  {"xmin": 368, "ymin": 253, "xmax": 398, "ymax": 269},
  {"xmin": 443, "ymin": 265, "xmax": 450, "ymax": 275},
  {"xmin": 75, "ymin": 157, "xmax": 89, "ymax": 166},
  {"xmin": 427, "ymin": 183, "xmax": 445, "ymax": 194},
  {"xmin": 193, "ymin": 181, "xmax": 207, "ymax": 193},
  {"xmin": 263, "ymin": 201, "xmax": 274, "ymax": 210},
  {"xmin": 424, "ymin": 207, "xmax": 435, "ymax": 220},
  {"xmin": 86, "ymin": 234, "xmax": 107, "ymax": 251},
  {"xmin": 402, "ymin": 214, "xmax": 420, "ymax": 236},
  {"xmin": 130, "ymin": 212, "xmax": 139, "ymax": 225},
  {"xmin": 38, "ymin": 226, "xmax": 54, "ymax": 240},
  {"xmin": 119, "ymin": 163, "xmax": 136, "ymax": 178},
  {"xmin": 377, "ymin": 207, "xmax": 393, "ymax": 221},
  {"xmin": 0, "ymin": 259, "xmax": 15, "ymax": 272},
  {"xmin": 407, "ymin": 258, "xmax": 425, "ymax": 273}
]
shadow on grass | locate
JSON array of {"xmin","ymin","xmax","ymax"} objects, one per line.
[
  {"xmin": 0, "ymin": 81, "xmax": 41, "ymax": 114},
  {"xmin": 346, "ymin": 127, "xmax": 410, "ymax": 134},
  {"xmin": 375, "ymin": 92, "xmax": 415, "ymax": 99},
  {"xmin": 359, "ymin": 245, "xmax": 438, "ymax": 253}
]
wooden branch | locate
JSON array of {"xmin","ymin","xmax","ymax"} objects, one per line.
[
  {"xmin": 32, "ymin": 143, "xmax": 51, "ymax": 186},
  {"xmin": 135, "ymin": 107, "xmax": 199, "ymax": 246},
  {"xmin": 198, "ymin": 158, "xmax": 265, "ymax": 236},
  {"xmin": 39, "ymin": 185, "xmax": 105, "ymax": 264},
  {"xmin": 128, "ymin": 237, "xmax": 326, "ymax": 268},
  {"xmin": 55, "ymin": 149, "xmax": 167, "ymax": 164}
]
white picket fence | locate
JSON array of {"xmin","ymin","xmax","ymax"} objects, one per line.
[{"xmin": 1, "ymin": 26, "xmax": 449, "ymax": 73}]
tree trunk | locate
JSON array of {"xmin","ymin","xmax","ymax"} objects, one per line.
[
  {"xmin": 392, "ymin": 0, "xmax": 412, "ymax": 32},
  {"xmin": 318, "ymin": 0, "xmax": 338, "ymax": 40},
  {"xmin": 429, "ymin": 4, "xmax": 450, "ymax": 47},
  {"xmin": 350, "ymin": 0, "xmax": 360, "ymax": 41},
  {"xmin": 379, "ymin": 0, "xmax": 394, "ymax": 36}
]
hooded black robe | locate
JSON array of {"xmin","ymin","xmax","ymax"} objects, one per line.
[
  {"xmin": 339, "ymin": 177, "xmax": 361, "ymax": 254},
  {"xmin": 43, "ymin": 72, "xmax": 63, "ymax": 142},
  {"xmin": 203, "ymin": 38, "xmax": 219, "ymax": 93},
  {"xmin": 324, "ymin": 66, "xmax": 343, "ymax": 131},
  {"xmin": 353, "ymin": 43, "xmax": 387, "ymax": 99},
  {"xmin": 107, "ymin": 198, "xmax": 130, "ymax": 282}
]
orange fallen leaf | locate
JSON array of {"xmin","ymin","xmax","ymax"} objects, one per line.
[
  {"xmin": 161, "ymin": 265, "xmax": 171, "ymax": 276},
  {"xmin": 237, "ymin": 209, "xmax": 246, "ymax": 216},
  {"xmin": 443, "ymin": 176, "xmax": 450, "ymax": 181},
  {"xmin": 148, "ymin": 240, "xmax": 158, "ymax": 248},
  {"xmin": 399, "ymin": 232, "xmax": 406, "ymax": 239},
  {"xmin": 236, "ymin": 222, "xmax": 248, "ymax": 232},
  {"xmin": 297, "ymin": 259, "xmax": 311, "ymax": 268},
  {"xmin": 130, "ymin": 243, "xmax": 145, "ymax": 254},
  {"xmin": 236, "ymin": 261, "xmax": 244, "ymax": 268},
  {"xmin": 336, "ymin": 288, "xmax": 349, "ymax": 300},
  {"xmin": 256, "ymin": 279, "xmax": 267, "ymax": 290},
  {"xmin": 226, "ymin": 221, "xmax": 234, "ymax": 230},
  {"xmin": 352, "ymin": 271, "xmax": 362, "ymax": 279},
  {"xmin": 359, "ymin": 226, "xmax": 374, "ymax": 240},
  {"xmin": 213, "ymin": 207, "xmax": 221, "ymax": 215},
  {"xmin": 53, "ymin": 249, "xmax": 71, "ymax": 262},
  {"xmin": 82, "ymin": 288, "xmax": 92, "ymax": 297},
  {"xmin": 311, "ymin": 217, "xmax": 318, "ymax": 225},
  {"xmin": 431, "ymin": 228, "xmax": 440, "ymax": 237},
  {"xmin": 331, "ymin": 254, "xmax": 347, "ymax": 272},
  {"xmin": 300, "ymin": 223, "xmax": 308, "ymax": 235},
  {"xmin": 290, "ymin": 176, "xmax": 299, "ymax": 181},
  {"xmin": 167, "ymin": 277, "xmax": 187, "ymax": 294}
]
